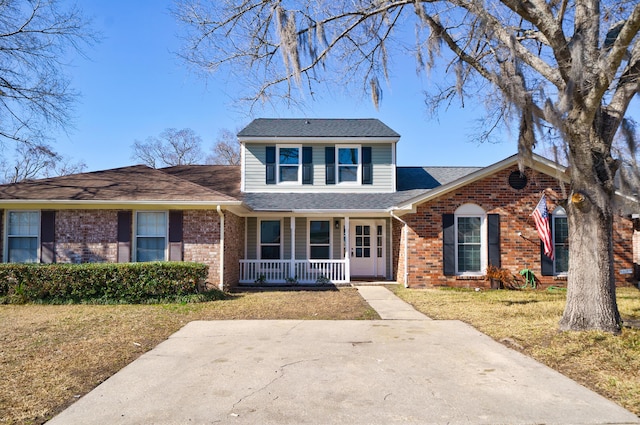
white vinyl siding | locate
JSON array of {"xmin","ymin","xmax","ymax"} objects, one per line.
[{"xmin": 243, "ymin": 143, "xmax": 395, "ymax": 192}]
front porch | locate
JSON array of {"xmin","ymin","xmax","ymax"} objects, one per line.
[
  {"xmin": 239, "ymin": 216, "xmax": 393, "ymax": 285},
  {"xmin": 239, "ymin": 259, "xmax": 349, "ymax": 284}
]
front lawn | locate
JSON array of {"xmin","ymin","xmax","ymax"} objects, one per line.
[
  {"xmin": 391, "ymin": 285, "xmax": 640, "ymax": 416},
  {"xmin": 0, "ymin": 287, "xmax": 377, "ymax": 425}
]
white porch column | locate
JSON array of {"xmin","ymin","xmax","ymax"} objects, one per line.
[
  {"xmin": 290, "ymin": 217, "xmax": 295, "ymax": 280},
  {"xmin": 344, "ymin": 216, "xmax": 350, "ymax": 282}
]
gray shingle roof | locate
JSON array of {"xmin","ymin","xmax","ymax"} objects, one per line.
[
  {"xmin": 396, "ymin": 167, "xmax": 483, "ymax": 191},
  {"xmin": 242, "ymin": 166, "xmax": 481, "ymax": 211},
  {"xmin": 237, "ymin": 119, "xmax": 400, "ymax": 138}
]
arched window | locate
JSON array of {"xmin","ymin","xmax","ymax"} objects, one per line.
[
  {"xmin": 454, "ymin": 204, "xmax": 487, "ymax": 275},
  {"xmin": 553, "ymin": 207, "xmax": 568, "ymax": 275}
]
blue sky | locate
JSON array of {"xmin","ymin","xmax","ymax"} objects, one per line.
[{"xmin": 51, "ymin": 1, "xmax": 620, "ymax": 172}]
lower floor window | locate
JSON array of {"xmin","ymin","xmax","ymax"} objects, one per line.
[
  {"xmin": 260, "ymin": 220, "xmax": 281, "ymax": 259},
  {"xmin": 309, "ymin": 220, "xmax": 330, "ymax": 259},
  {"xmin": 136, "ymin": 211, "xmax": 167, "ymax": 262},
  {"xmin": 457, "ymin": 216, "xmax": 482, "ymax": 273},
  {"xmin": 7, "ymin": 211, "xmax": 39, "ymax": 263},
  {"xmin": 554, "ymin": 214, "xmax": 569, "ymax": 274}
]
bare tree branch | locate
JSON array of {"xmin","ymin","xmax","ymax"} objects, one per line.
[
  {"xmin": 131, "ymin": 128, "xmax": 206, "ymax": 168},
  {"xmin": 0, "ymin": 0, "xmax": 96, "ymax": 145}
]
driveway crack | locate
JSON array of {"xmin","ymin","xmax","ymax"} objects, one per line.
[{"xmin": 230, "ymin": 358, "xmax": 320, "ymax": 413}]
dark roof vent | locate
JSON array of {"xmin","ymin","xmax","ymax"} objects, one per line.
[{"xmin": 508, "ymin": 171, "xmax": 528, "ymax": 190}]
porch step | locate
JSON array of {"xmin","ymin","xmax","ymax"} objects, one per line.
[{"xmin": 354, "ymin": 286, "xmax": 431, "ymax": 320}]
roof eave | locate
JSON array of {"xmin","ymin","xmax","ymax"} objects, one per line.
[{"xmin": 0, "ymin": 199, "xmax": 244, "ymax": 209}]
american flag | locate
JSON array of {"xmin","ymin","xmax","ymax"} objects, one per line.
[{"xmin": 532, "ymin": 195, "xmax": 554, "ymax": 260}]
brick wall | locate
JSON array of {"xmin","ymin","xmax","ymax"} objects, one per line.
[
  {"xmin": 223, "ymin": 211, "xmax": 245, "ymax": 289},
  {"xmin": 183, "ymin": 210, "xmax": 221, "ymax": 286},
  {"xmin": 55, "ymin": 210, "xmax": 119, "ymax": 263},
  {"xmin": 394, "ymin": 165, "xmax": 635, "ymax": 288}
]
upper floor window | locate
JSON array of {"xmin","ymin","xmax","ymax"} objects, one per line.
[
  {"xmin": 135, "ymin": 211, "xmax": 167, "ymax": 262},
  {"xmin": 455, "ymin": 204, "xmax": 487, "ymax": 275},
  {"xmin": 553, "ymin": 207, "xmax": 568, "ymax": 275},
  {"xmin": 7, "ymin": 211, "xmax": 39, "ymax": 263},
  {"xmin": 337, "ymin": 146, "xmax": 360, "ymax": 184},
  {"xmin": 278, "ymin": 145, "xmax": 300, "ymax": 183}
]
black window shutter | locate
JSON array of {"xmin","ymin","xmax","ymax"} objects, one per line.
[
  {"xmin": 169, "ymin": 210, "xmax": 184, "ymax": 261},
  {"xmin": 40, "ymin": 211, "xmax": 55, "ymax": 263},
  {"xmin": 325, "ymin": 147, "xmax": 335, "ymax": 185},
  {"xmin": 443, "ymin": 214, "xmax": 455, "ymax": 275},
  {"xmin": 302, "ymin": 147, "xmax": 313, "ymax": 185},
  {"xmin": 487, "ymin": 214, "xmax": 501, "ymax": 268},
  {"xmin": 265, "ymin": 146, "xmax": 276, "ymax": 185},
  {"xmin": 540, "ymin": 216, "xmax": 554, "ymax": 275},
  {"xmin": 362, "ymin": 146, "xmax": 372, "ymax": 185},
  {"xmin": 117, "ymin": 211, "xmax": 132, "ymax": 263}
]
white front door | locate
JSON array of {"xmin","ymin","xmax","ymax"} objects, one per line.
[{"xmin": 349, "ymin": 220, "xmax": 385, "ymax": 277}]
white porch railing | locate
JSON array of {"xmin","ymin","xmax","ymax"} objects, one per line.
[{"xmin": 239, "ymin": 259, "xmax": 348, "ymax": 284}]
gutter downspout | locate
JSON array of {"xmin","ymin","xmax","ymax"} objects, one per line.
[
  {"xmin": 390, "ymin": 210, "xmax": 409, "ymax": 288},
  {"xmin": 216, "ymin": 205, "xmax": 225, "ymax": 291}
]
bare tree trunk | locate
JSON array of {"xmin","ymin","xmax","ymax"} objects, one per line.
[{"xmin": 559, "ymin": 117, "xmax": 622, "ymax": 333}]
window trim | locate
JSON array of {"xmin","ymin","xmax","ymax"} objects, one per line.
[
  {"xmin": 277, "ymin": 144, "xmax": 302, "ymax": 185},
  {"xmin": 5, "ymin": 210, "xmax": 40, "ymax": 263},
  {"xmin": 552, "ymin": 207, "xmax": 568, "ymax": 276},
  {"xmin": 134, "ymin": 211, "xmax": 168, "ymax": 262},
  {"xmin": 454, "ymin": 204, "xmax": 487, "ymax": 276},
  {"xmin": 335, "ymin": 145, "xmax": 361, "ymax": 185},
  {"xmin": 258, "ymin": 218, "xmax": 282, "ymax": 260},
  {"xmin": 307, "ymin": 218, "xmax": 333, "ymax": 260}
]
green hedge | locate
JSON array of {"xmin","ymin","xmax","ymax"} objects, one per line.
[{"xmin": 0, "ymin": 262, "xmax": 209, "ymax": 304}]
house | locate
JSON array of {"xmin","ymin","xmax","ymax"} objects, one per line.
[{"xmin": 0, "ymin": 118, "xmax": 637, "ymax": 289}]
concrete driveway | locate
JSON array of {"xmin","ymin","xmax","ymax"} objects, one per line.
[{"xmin": 47, "ymin": 288, "xmax": 640, "ymax": 425}]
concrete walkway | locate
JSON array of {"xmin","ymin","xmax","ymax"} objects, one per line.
[
  {"xmin": 47, "ymin": 287, "xmax": 640, "ymax": 425},
  {"xmin": 354, "ymin": 285, "xmax": 431, "ymax": 320}
]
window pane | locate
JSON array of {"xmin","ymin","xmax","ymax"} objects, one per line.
[
  {"xmin": 9, "ymin": 211, "xmax": 39, "ymax": 236},
  {"xmin": 279, "ymin": 166, "xmax": 299, "ymax": 182},
  {"xmin": 555, "ymin": 245, "xmax": 569, "ymax": 274},
  {"xmin": 137, "ymin": 212, "xmax": 166, "ymax": 236},
  {"xmin": 309, "ymin": 221, "xmax": 330, "ymax": 244},
  {"xmin": 338, "ymin": 166, "xmax": 358, "ymax": 182},
  {"xmin": 338, "ymin": 148, "xmax": 358, "ymax": 165},
  {"xmin": 8, "ymin": 237, "xmax": 38, "ymax": 263},
  {"xmin": 261, "ymin": 221, "xmax": 280, "ymax": 244},
  {"xmin": 261, "ymin": 245, "xmax": 280, "ymax": 260},
  {"xmin": 279, "ymin": 147, "xmax": 299, "ymax": 164},
  {"xmin": 554, "ymin": 217, "xmax": 568, "ymax": 244},
  {"xmin": 310, "ymin": 246, "xmax": 330, "ymax": 259},
  {"xmin": 458, "ymin": 245, "xmax": 481, "ymax": 272},
  {"xmin": 136, "ymin": 237, "xmax": 165, "ymax": 262},
  {"xmin": 554, "ymin": 217, "xmax": 568, "ymax": 274},
  {"xmin": 458, "ymin": 217, "xmax": 481, "ymax": 243}
]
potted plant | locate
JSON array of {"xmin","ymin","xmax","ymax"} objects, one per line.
[{"xmin": 485, "ymin": 265, "xmax": 511, "ymax": 289}]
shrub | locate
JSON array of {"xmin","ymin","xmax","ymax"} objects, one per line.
[{"xmin": 0, "ymin": 262, "xmax": 209, "ymax": 304}]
